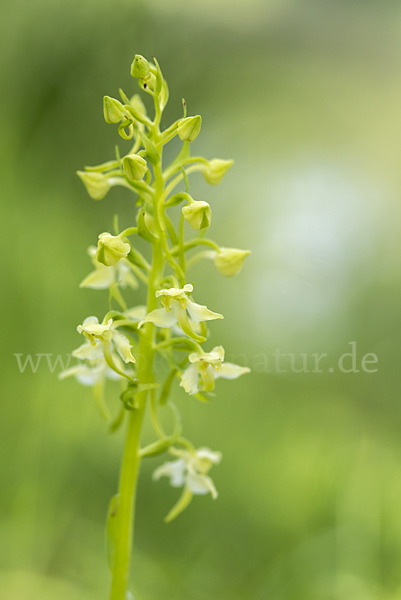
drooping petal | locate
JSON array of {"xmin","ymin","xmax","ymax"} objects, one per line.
[
  {"xmin": 179, "ymin": 364, "xmax": 200, "ymax": 395},
  {"xmin": 112, "ymin": 330, "xmax": 136, "ymax": 363},
  {"xmin": 215, "ymin": 363, "xmax": 251, "ymax": 380},
  {"xmin": 186, "ymin": 473, "xmax": 218, "ymax": 498},
  {"xmin": 138, "ymin": 308, "xmax": 177, "ymax": 329},
  {"xmin": 79, "ymin": 267, "xmax": 115, "ymax": 290},
  {"xmin": 124, "ymin": 305, "xmax": 147, "ymax": 322},
  {"xmin": 153, "ymin": 459, "xmax": 186, "ymax": 487},
  {"xmin": 58, "ymin": 364, "xmax": 103, "ymax": 386},
  {"xmin": 72, "ymin": 341, "xmax": 104, "ymax": 361},
  {"xmin": 186, "ymin": 299, "xmax": 223, "ymax": 324},
  {"xmin": 76, "ymin": 367, "xmax": 104, "ymax": 386}
]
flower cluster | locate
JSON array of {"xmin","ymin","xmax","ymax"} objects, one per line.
[{"xmin": 60, "ymin": 55, "xmax": 251, "ymax": 590}]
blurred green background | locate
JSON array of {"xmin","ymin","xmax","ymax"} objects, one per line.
[{"xmin": 2, "ymin": 0, "xmax": 401, "ymax": 598}]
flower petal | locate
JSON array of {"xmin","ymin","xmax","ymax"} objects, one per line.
[
  {"xmin": 72, "ymin": 341, "xmax": 104, "ymax": 360},
  {"xmin": 186, "ymin": 473, "xmax": 218, "ymax": 498},
  {"xmin": 138, "ymin": 308, "xmax": 177, "ymax": 329},
  {"xmin": 112, "ymin": 331, "xmax": 136, "ymax": 363},
  {"xmin": 124, "ymin": 305, "xmax": 147, "ymax": 321},
  {"xmin": 180, "ymin": 364, "xmax": 199, "ymax": 395},
  {"xmin": 79, "ymin": 267, "xmax": 115, "ymax": 290},
  {"xmin": 153, "ymin": 459, "xmax": 186, "ymax": 487},
  {"xmin": 196, "ymin": 447, "xmax": 222, "ymax": 464},
  {"xmin": 215, "ymin": 363, "xmax": 251, "ymax": 380},
  {"xmin": 186, "ymin": 299, "xmax": 223, "ymax": 324},
  {"xmin": 58, "ymin": 364, "xmax": 103, "ymax": 386}
]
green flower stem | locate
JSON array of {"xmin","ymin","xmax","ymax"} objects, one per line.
[
  {"xmin": 186, "ymin": 250, "xmax": 215, "ymax": 270},
  {"xmin": 119, "ymin": 227, "xmax": 138, "ymax": 238},
  {"xmin": 85, "ymin": 160, "xmax": 120, "ymax": 173},
  {"xmin": 171, "ymin": 238, "xmax": 220, "ymax": 255},
  {"xmin": 161, "ymin": 164, "xmax": 204, "ymax": 202},
  {"xmin": 109, "ymin": 132, "xmax": 165, "ymax": 599},
  {"xmin": 154, "ymin": 337, "xmax": 202, "ymax": 353},
  {"xmin": 163, "ymin": 156, "xmax": 208, "ymax": 181},
  {"xmin": 178, "ymin": 212, "xmax": 186, "ymax": 274}
]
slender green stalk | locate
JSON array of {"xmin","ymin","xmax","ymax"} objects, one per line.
[{"xmin": 66, "ymin": 53, "xmax": 251, "ymax": 600}]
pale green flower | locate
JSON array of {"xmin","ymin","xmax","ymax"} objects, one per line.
[
  {"xmin": 58, "ymin": 341, "xmax": 122, "ymax": 386},
  {"xmin": 58, "ymin": 341, "xmax": 125, "ymax": 420},
  {"xmin": 80, "ymin": 247, "xmax": 138, "ymax": 290},
  {"xmin": 97, "ymin": 233, "xmax": 130, "ymax": 267},
  {"xmin": 77, "ymin": 171, "xmax": 126, "ymax": 201},
  {"xmin": 103, "ymin": 96, "xmax": 127, "ymax": 124},
  {"xmin": 182, "ymin": 200, "xmax": 211, "ymax": 230},
  {"xmin": 201, "ymin": 159, "xmax": 234, "ymax": 185},
  {"xmin": 77, "ymin": 317, "xmax": 136, "ymax": 363},
  {"xmin": 131, "ymin": 54, "xmax": 151, "ymax": 79},
  {"xmin": 138, "ymin": 284, "xmax": 222, "ymax": 340},
  {"xmin": 180, "ymin": 345, "xmax": 250, "ymax": 395},
  {"xmin": 177, "ymin": 115, "xmax": 202, "ymax": 142},
  {"xmin": 214, "ymin": 247, "xmax": 251, "ymax": 277},
  {"xmin": 123, "ymin": 153, "xmax": 148, "ymax": 181},
  {"xmin": 153, "ymin": 447, "xmax": 221, "ymax": 499}
]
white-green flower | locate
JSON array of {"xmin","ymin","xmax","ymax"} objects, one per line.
[
  {"xmin": 177, "ymin": 115, "xmax": 202, "ymax": 142},
  {"xmin": 138, "ymin": 284, "xmax": 223, "ymax": 341},
  {"xmin": 123, "ymin": 153, "xmax": 148, "ymax": 181},
  {"xmin": 180, "ymin": 345, "xmax": 250, "ymax": 395},
  {"xmin": 201, "ymin": 158, "xmax": 234, "ymax": 185},
  {"xmin": 59, "ymin": 362, "xmax": 115, "ymax": 386},
  {"xmin": 103, "ymin": 96, "xmax": 127, "ymax": 124},
  {"xmin": 214, "ymin": 247, "xmax": 250, "ymax": 277},
  {"xmin": 80, "ymin": 246, "xmax": 138, "ymax": 290},
  {"xmin": 77, "ymin": 171, "xmax": 127, "ymax": 201},
  {"xmin": 153, "ymin": 447, "xmax": 222, "ymax": 521},
  {"xmin": 97, "ymin": 233, "xmax": 131, "ymax": 267},
  {"xmin": 182, "ymin": 200, "xmax": 211, "ymax": 230},
  {"xmin": 58, "ymin": 340, "xmax": 125, "ymax": 420},
  {"xmin": 77, "ymin": 317, "xmax": 136, "ymax": 364}
]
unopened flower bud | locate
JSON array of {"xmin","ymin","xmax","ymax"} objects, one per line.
[
  {"xmin": 214, "ymin": 248, "xmax": 250, "ymax": 277},
  {"xmin": 123, "ymin": 153, "xmax": 148, "ymax": 181},
  {"xmin": 96, "ymin": 233, "xmax": 130, "ymax": 267},
  {"xmin": 202, "ymin": 159, "xmax": 234, "ymax": 185},
  {"xmin": 103, "ymin": 96, "xmax": 126, "ymax": 124},
  {"xmin": 77, "ymin": 171, "xmax": 110, "ymax": 200},
  {"xmin": 182, "ymin": 201, "xmax": 211, "ymax": 230},
  {"xmin": 131, "ymin": 54, "xmax": 150, "ymax": 79},
  {"xmin": 177, "ymin": 115, "xmax": 202, "ymax": 142}
]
